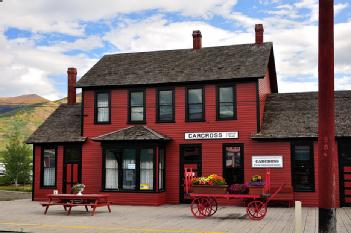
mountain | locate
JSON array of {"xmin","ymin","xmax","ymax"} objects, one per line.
[
  {"xmin": 0, "ymin": 94, "xmax": 49, "ymax": 114},
  {"xmin": 0, "ymin": 94, "xmax": 81, "ymax": 156}
]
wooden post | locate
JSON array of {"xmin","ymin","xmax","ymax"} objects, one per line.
[
  {"xmin": 318, "ymin": 0, "xmax": 337, "ymax": 232},
  {"xmin": 295, "ymin": 201, "xmax": 302, "ymax": 233}
]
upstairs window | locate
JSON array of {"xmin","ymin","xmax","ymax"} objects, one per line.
[
  {"xmin": 41, "ymin": 148, "xmax": 56, "ymax": 187},
  {"xmin": 291, "ymin": 142, "xmax": 315, "ymax": 192},
  {"xmin": 157, "ymin": 88, "xmax": 174, "ymax": 122},
  {"xmin": 95, "ymin": 92, "xmax": 110, "ymax": 123},
  {"xmin": 129, "ymin": 90, "xmax": 145, "ymax": 123},
  {"xmin": 186, "ymin": 87, "xmax": 204, "ymax": 122},
  {"xmin": 217, "ymin": 86, "xmax": 236, "ymax": 120}
]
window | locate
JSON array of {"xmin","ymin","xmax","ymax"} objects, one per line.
[
  {"xmin": 95, "ymin": 92, "xmax": 110, "ymax": 123},
  {"xmin": 140, "ymin": 149, "xmax": 154, "ymax": 190},
  {"xmin": 222, "ymin": 144, "xmax": 244, "ymax": 185},
  {"xmin": 103, "ymin": 146, "xmax": 160, "ymax": 192},
  {"xmin": 186, "ymin": 87, "xmax": 204, "ymax": 121},
  {"xmin": 122, "ymin": 149, "xmax": 136, "ymax": 190},
  {"xmin": 105, "ymin": 151, "xmax": 119, "ymax": 189},
  {"xmin": 157, "ymin": 89, "xmax": 174, "ymax": 122},
  {"xmin": 217, "ymin": 86, "xmax": 236, "ymax": 120},
  {"xmin": 291, "ymin": 142, "xmax": 315, "ymax": 192},
  {"xmin": 41, "ymin": 148, "xmax": 56, "ymax": 187},
  {"xmin": 129, "ymin": 90, "xmax": 145, "ymax": 123},
  {"xmin": 158, "ymin": 148, "xmax": 165, "ymax": 190}
]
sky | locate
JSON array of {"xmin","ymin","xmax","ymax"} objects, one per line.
[{"xmin": 0, "ymin": 0, "xmax": 350, "ymax": 100}]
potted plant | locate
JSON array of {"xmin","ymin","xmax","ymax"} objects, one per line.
[
  {"xmin": 191, "ymin": 174, "xmax": 228, "ymax": 194},
  {"xmin": 72, "ymin": 183, "xmax": 85, "ymax": 195},
  {"xmin": 248, "ymin": 175, "xmax": 265, "ymax": 195}
]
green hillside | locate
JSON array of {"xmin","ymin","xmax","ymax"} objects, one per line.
[{"xmin": 0, "ymin": 94, "xmax": 81, "ymax": 158}]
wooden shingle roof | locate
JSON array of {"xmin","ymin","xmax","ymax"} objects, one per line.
[
  {"xmin": 26, "ymin": 104, "xmax": 86, "ymax": 144},
  {"xmin": 252, "ymin": 91, "xmax": 351, "ymax": 139},
  {"xmin": 77, "ymin": 42, "xmax": 276, "ymax": 90},
  {"xmin": 92, "ymin": 126, "xmax": 170, "ymax": 141}
]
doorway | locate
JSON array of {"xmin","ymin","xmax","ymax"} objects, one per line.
[
  {"xmin": 339, "ymin": 140, "xmax": 351, "ymax": 207},
  {"xmin": 63, "ymin": 145, "xmax": 82, "ymax": 194},
  {"xmin": 222, "ymin": 143, "xmax": 244, "ymax": 185},
  {"xmin": 179, "ymin": 144, "xmax": 202, "ymax": 203}
]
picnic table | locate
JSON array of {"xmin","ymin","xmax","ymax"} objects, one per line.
[{"xmin": 41, "ymin": 194, "xmax": 111, "ymax": 216}]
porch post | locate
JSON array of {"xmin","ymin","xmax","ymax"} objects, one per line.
[{"xmin": 318, "ymin": 0, "xmax": 337, "ymax": 232}]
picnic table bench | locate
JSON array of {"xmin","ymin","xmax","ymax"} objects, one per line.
[{"xmin": 41, "ymin": 194, "xmax": 111, "ymax": 216}]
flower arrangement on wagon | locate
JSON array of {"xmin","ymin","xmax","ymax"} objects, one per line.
[
  {"xmin": 191, "ymin": 174, "xmax": 228, "ymax": 194},
  {"xmin": 192, "ymin": 174, "xmax": 226, "ymax": 185},
  {"xmin": 248, "ymin": 175, "xmax": 265, "ymax": 187},
  {"xmin": 72, "ymin": 183, "xmax": 85, "ymax": 195},
  {"xmin": 247, "ymin": 175, "xmax": 265, "ymax": 195}
]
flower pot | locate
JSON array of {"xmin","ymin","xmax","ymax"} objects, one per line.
[
  {"xmin": 76, "ymin": 188, "xmax": 84, "ymax": 195},
  {"xmin": 192, "ymin": 185, "xmax": 228, "ymax": 194},
  {"xmin": 248, "ymin": 186, "xmax": 264, "ymax": 195}
]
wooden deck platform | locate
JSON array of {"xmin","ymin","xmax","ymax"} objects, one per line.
[{"xmin": 0, "ymin": 199, "xmax": 351, "ymax": 232}]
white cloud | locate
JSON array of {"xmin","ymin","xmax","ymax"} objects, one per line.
[
  {"xmin": 0, "ymin": 0, "xmax": 238, "ymax": 35},
  {"xmin": 104, "ymin": 15, "xmax": 251, "ymax": 52},
  {"xmin": 0, "ymin": 31, "xmax": 97, "ymax": 100},
  {"xmin": 336, "ymin": 76, "xmax": 351, "ymax": 91},
  {"xmin": 0, "ymin": 0, "xmax": 350, "ymax": 100}
]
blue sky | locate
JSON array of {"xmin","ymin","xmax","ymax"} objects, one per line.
[{"xmin": 0, "ymin": 0, "xmax": 350, "ymax": 100}]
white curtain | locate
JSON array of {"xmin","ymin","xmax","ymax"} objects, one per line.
[
  {"xmin": 97, "ymin": 93, "xmax": 109, "ymax": 122},
  {"xmin": 43, "ymin": 168, "xmax": 55, "ymax": 186},
  {"xmin": 140, "ymin": 149, "xmax": 154, "ymax": 190},
  {"xmin": 105, "ymin": 152, "xmax": 118, "ymax": 189}
]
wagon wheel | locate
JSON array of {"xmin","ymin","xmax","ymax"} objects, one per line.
[
  {"xmin": 246, "ymin": 200, "xmax": 267, "ymax": 220},
  {"xmin": 206, "ymin": 197, "xmax": 218, "ymax": 216},
  {"xmin": 190, "ymin": 198, "xmax": 208, "ymax": 219}
]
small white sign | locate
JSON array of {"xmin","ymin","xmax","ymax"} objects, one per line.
[
  {"xmin": 185, "ymin": 132, "xmax": 238, "ymax": 140},
  {"xmin": 252, "ymin": 156, "xmax": 283, "ymax": 168},
  {"xmin": 127, "ymin": 164, "xmax": 136, "ymax": 169}
]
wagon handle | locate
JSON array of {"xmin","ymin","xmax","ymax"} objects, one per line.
[{"xmin": 184, "ymin": 168, "xmax": 195, "ymax": 195}]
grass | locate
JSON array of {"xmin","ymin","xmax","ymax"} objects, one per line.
[{"xmin": 0, "ymin": 184, "xmax": 32, "ymax": 192}]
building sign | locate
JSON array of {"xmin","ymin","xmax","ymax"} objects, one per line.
[
  {"xmin": 184, "ymin": 131, "xmax": 238, "ymax": 140},
  {"xmin": 252, "ymin": 156, "xmax": 283, "ymax": 168}
]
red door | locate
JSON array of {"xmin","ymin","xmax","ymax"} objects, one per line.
[
  {"xmin": 63, "ymin": 145, "xmax": 82, "ymax": 194},
  {"xmin": 63, "ymin": 163, "xmax": 80, "ymax": 193}
]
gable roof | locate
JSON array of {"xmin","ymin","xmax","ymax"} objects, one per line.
[
  {"xmin": 92, "ymin": 126, "xmax": 170, "ymax": 141},
  {"xmin": 252, "ymin": 91, "xmax": 351, "ymax": 139},
  {"xmin": 26, "ymin": 104, "xmax": 86, "ymax": 144},
  {"xmin": 76, "ymin": 42, "xmax": 277, "ymax": 90}
]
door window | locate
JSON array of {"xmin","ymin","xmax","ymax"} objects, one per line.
[{"xmin": 223, "ymin": 144, "xmax": 243, "ymax": 185}]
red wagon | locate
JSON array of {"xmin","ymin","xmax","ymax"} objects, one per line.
[{"xmin": 184, "ymin": 169, "xmax": 283, "ymax": 220}]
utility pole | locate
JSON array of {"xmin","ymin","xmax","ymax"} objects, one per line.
[{"xmin": 318, "ymin": 0, "xmax": 337, "ymax": 232}]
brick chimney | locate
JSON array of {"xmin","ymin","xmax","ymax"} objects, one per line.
[
  {"xmin": 67, "ymin": 67, "xmax": 77, "ymax": 105},
  {"xmin": 192, "ymin": 30, "xmax": 202, "ymax": 50},
  {"xmin": 255, "ymin": 24, "xmax": 264, "ymax": 44}
]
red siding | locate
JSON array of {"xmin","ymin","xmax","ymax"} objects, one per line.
[{"xmin": 32, "ymin": 79, "xmax": 341, "ymax": 207}]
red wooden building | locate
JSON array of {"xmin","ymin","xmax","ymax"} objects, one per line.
[{"xmin": 27, "ymin": 25, "xmax": 351, "ymax": 207}]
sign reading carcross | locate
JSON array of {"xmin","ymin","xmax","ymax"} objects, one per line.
[
  {"xmin": 184, "ymin": 132, "xmax": 238, "ymax": 140},
  {"xmin": 252, "ymin": 156, "xmax": 283, "ymax": 168}
]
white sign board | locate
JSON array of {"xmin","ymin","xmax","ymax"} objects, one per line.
[
  {"xmin": 185, "ymin": 132, "xmax": 238, "ymax": 140},
  {"xmin": 127, "ymin": 164, "xmax": 136, "ymax": 169},
  {"xmin": 252, "ymin": 156, "xmax": 283, "ymax": 168}
]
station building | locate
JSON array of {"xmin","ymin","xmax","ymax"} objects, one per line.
[{"xmin": 27, "ymin": 25, "xmax": 351, "ymax": 207}]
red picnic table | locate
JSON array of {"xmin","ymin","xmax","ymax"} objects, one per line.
[{"xmin": 41, "ymin": 194, "xmax": 111, "ymax": 216}]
